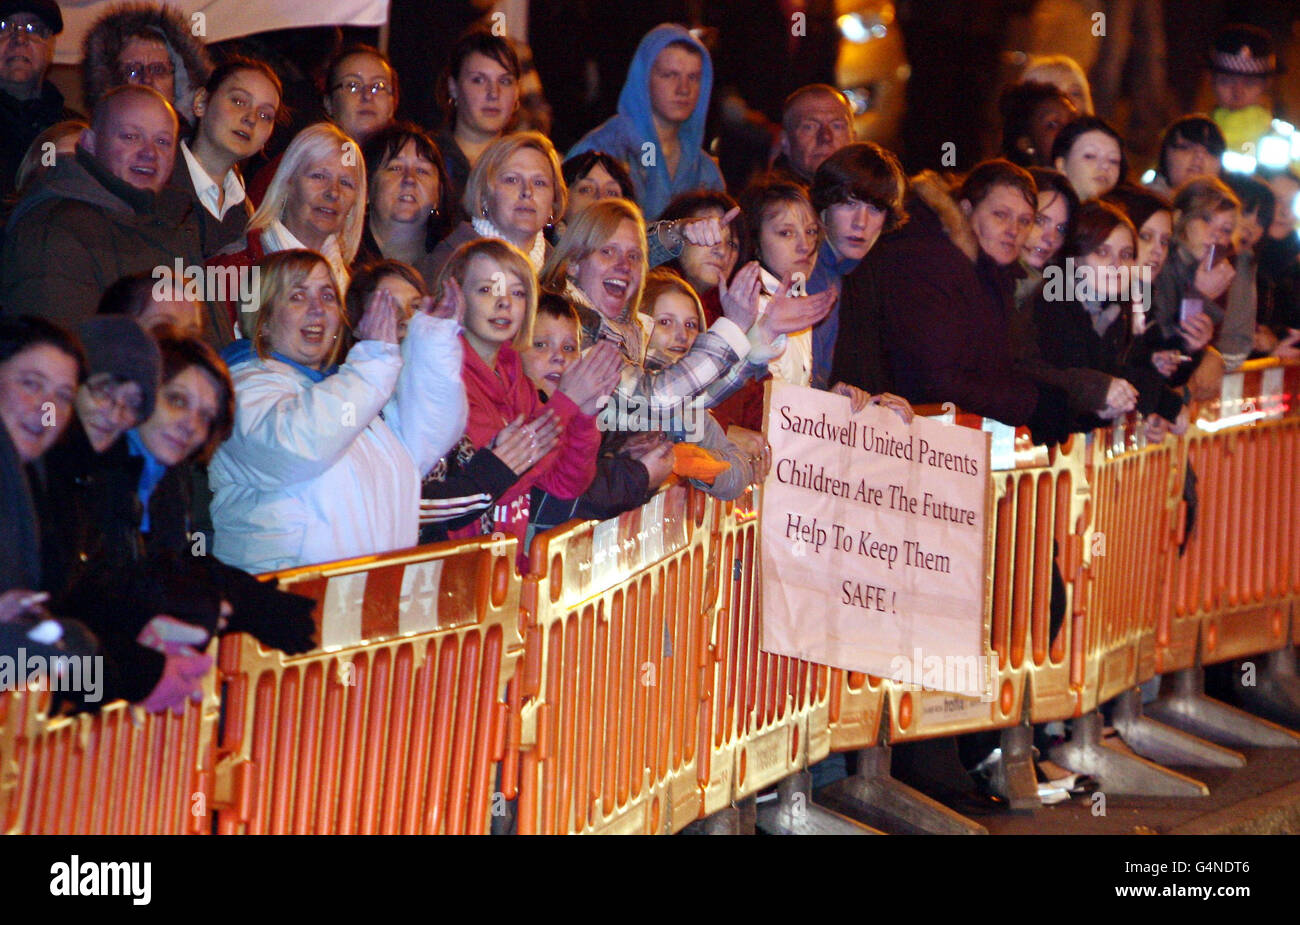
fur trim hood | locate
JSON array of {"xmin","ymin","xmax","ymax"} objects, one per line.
[
  {"xmin": 82, "ymin": 3, "xmax": 212, "ymax": 120},
  {"xmin": 908, "ymin": 170, "xmax": 979, "ymax": 263}
]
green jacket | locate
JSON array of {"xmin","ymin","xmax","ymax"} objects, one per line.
[{"xmin": 0, "ymin": 146, "xmax": 203, "ymax": 329}]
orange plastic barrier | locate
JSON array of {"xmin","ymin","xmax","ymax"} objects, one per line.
[
  {"xmin": 710, "ymin": 486, "xmax": 830, "ymax": 798},
  {"xmin": 512, "ymin": 485, "xmax": 719, "ymax": 834},
  {"xmin": 7, "ymin": 364, "xmax": 1300, "ymax": 835},
  {"xmin": 212, "ymin": 536, "xmax": 523, "ymax": 834},
  {"xmin": 827, "ymin": 414, "xmax": 1091, "ymax": 750},
  {"xmin": 3, "ymin": 657, "xmax": 218, "ymax": 835},
  {"xmin": 1079, "ymin": 417, "xmax": 1183, "ymax": 708},
  {"xmin": 1160, "ymin": 360, "xmax": 1300, "ymax": 673}
]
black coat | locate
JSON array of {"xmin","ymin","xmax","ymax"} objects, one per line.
[
  {"xmin": 1031, "ymin": 291, "xmax": 1185, "ymax": 433},
  {"xmin": 838, "ymin": 173, "xmax": 1051, "ymax": 428}
]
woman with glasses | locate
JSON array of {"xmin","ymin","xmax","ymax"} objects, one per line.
[
  {"xmin": 81, "ymin": 3, "xmax": 211, "ymax": 129},
  {"xmin": 247, "ymin": 44, "xmax": 397, "ymax": 208}
]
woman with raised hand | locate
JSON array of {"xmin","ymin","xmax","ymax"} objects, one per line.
[
  {"xmin": 541, "ymin": 197, "xmax": 836, "ymax": 417},
  {"xmin": 426, "ymin": 132, "xmax": 564, "ymax": 282},
  {"xmin": 210, "ymin": 249, "xmax": 466, "ymax": 573},
  {"xmin": 1028, "ymin": 200, "xmax": 1181, "ymax": 439},
  {"xmin": 207, "ymin": 123, "xmax": 366, "ymax": 332}
]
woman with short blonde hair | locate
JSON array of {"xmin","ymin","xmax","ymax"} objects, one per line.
[{"xmin": 427, "ymin": 132, "xmax": 566, "ymax": 278}]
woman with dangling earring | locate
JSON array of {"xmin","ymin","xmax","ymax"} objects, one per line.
[
  {"xmin": 425, "ymin": 132, "xmax": 563, "ymax": 283},
  {"xmin": 355, "ymin": 122, "xmax": 453, "ymax": 286}
]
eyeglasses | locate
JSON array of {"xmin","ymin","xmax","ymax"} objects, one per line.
[
  {"xmin": 119, "ymin": 60, "xmax": 175, "ymax": 82},
  {"xmin": 330, "ymin": 79, "xmax": 394, "ymax": 98},
  {"xmin": 0, "ymin": 19, "xmax": 53, "ymax": 40},
  {"xmin": 86, "ymin": 379, "xmax": 144, "ymax": 418}
]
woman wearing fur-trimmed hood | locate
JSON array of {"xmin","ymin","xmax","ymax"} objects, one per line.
[{"xmin": 82, "ymin": 2, "xmax": 212, "ymax": 124}]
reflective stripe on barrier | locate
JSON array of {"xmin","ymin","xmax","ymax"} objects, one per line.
[
  {"xmin": 213, "ymin": 536, "xmax": 522, "ymax": 835},
  {"xmin": 1161, "ymin": 359, "xmax": 1300, "ymax": 673},
  {"xmin": 4, "ymin": 654, "xmax": 219, "ymax": 835},
  {"xmin": 514, "ymin": 485, "xmax": 714, "ymax": 834},
  {"xmin": 712, "ymin": 485, "xmax": 830, "ymax": 799}
]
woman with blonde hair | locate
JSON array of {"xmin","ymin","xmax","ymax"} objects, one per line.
[
  {"xmin": 207, "ymin": 123, "xmax": 367, "ymax": 329},
  {"xmin": 541, "ymin": 197, "xmax": 837, "ymax": 416},
  {"xmin": 434, "ymin": 238, "xmax": 616, "ymax": 554},
  {"xmin": 210, "ymin": 249, "xmax": 465, "ymax": 573},
  {"xmin": 1022, "ymin": 55, "xmax": 1094, "ymax": 116},
  {"xmin": 426, "ymin": 131, "xmax": 565, "ymax": 280}
]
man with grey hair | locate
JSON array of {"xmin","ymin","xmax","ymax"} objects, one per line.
[
  {"xmin": 769, "ymin": 83, "xmax": 854, "ymax": 184},
  {"xmin": 0, "ymin": 84, "xmax": 202, "ymax": 329}
]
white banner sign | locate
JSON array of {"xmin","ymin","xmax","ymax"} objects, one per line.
[
  {"xmin": 51, "ymin": 0, "xmax": 389, "ymax": 65},
  {"xmin": 759, "ymin": 382, "xmax": 991, "ymax": 696}
]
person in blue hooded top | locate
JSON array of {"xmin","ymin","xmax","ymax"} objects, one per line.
[{"xmin": 568, "ymin": 23, "xmax": 723, "ymax": 221}]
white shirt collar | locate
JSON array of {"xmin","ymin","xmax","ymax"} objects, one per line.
[{"xmin": 180, "ymin": 140, "xmax": 246, "ymax": 220}]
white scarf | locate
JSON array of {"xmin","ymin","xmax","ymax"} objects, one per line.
[{"xmin": 471, "ymin": 215, "xmax": 547, "ymax": 271}]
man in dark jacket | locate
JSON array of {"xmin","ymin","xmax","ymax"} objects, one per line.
[
  {"xmin": 0, "ymin": 0, "xmax": 79, "ymax": 198},
  {"xmin": 0, "ymin": 84, "xmax": 202, "ymax": 328},
  {"xmin": 834, "ymin": 170, "xmax": 1063, "ymax": 431}
]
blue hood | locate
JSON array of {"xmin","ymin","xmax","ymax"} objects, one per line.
[
  {"xmin": 569, "ymin": 23, "xmax": 724, "ymax": 219},
  {"xmin": 618, "ymin": 23, "xmax": 714, "ymax": 161}
]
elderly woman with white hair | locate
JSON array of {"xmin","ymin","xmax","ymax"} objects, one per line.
[
  {"xmin": 425, "ymin": 131, "xmax": 565, "ymax": 281},
  {"xmin": 206, "ymin": 122, "xmax": 366, "ymax": 333}
]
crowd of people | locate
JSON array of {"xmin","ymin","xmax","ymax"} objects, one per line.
[{"xmin": 2, "ymin": 2, "xmax": 1299, "ymax": 721}]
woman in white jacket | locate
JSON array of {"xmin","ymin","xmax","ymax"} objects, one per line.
[{"xmin": 210, "ymin": 250, "xmax": 466, "ymax": 573}]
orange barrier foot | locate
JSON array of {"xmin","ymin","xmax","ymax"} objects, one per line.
[
  {"xmin": 1144, "ymin": 667, "xmax": 1300, "ymax": 749},
  {"xmin": 815, "ymin": 746, "xmax": 987, "ymax": 834},
  {"xmin": 755, "ymin": 770, "xmax": 882, "ymax": 834},
  {"xmin": 1110, "ymin": 688, "xmax": 1245, "ymax": 768},
  {"xmin": 1047, "ymin": 710, "xmax": 1208, "ymax": 797}
]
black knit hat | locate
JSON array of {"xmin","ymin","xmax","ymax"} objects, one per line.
[
  {"xmin": 1208, "ymin": 24, "xmax": 1282, "ymax": 77},
  {"xmin": 76, "ymin": 317, "xmax": 161, "ymax": 419},
  {"xmin": 0, "ymin": 0, "xmax": 64, "ymax": 35}
]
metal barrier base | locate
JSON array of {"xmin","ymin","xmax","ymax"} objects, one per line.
[
  {"xmin": 680, "ymin": 797, "xmax": 757, "ymax": 835},
  {"xmin": 755, "ymin": 771, "xmax": 882, "ymax": 835},
  {"xmin": 1112, "ymin": 688, "xmax": 1246, "ymax": 768},
  {"xmin": 981, "ymin": 724, "xmax": 1041, "ymax": 811},
  {"xmin": 1231, "ymin": 648, "xmax": 1300, "ymax": 731},
  {"xmin": 1146, "ymin": 667, "xmax": 1300, "ymax": 749},
  {"xmin": 814, "ymin": 747, "xmax": 987, "ymax": 835},
  {"xmin": 1048, "ymin": 711, "xmax": 1209, "ymax": 797}
]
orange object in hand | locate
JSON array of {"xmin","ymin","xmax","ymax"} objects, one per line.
[{"xmin": 671, "ymin": 442, "xmax": 731, "ymax": 484}]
